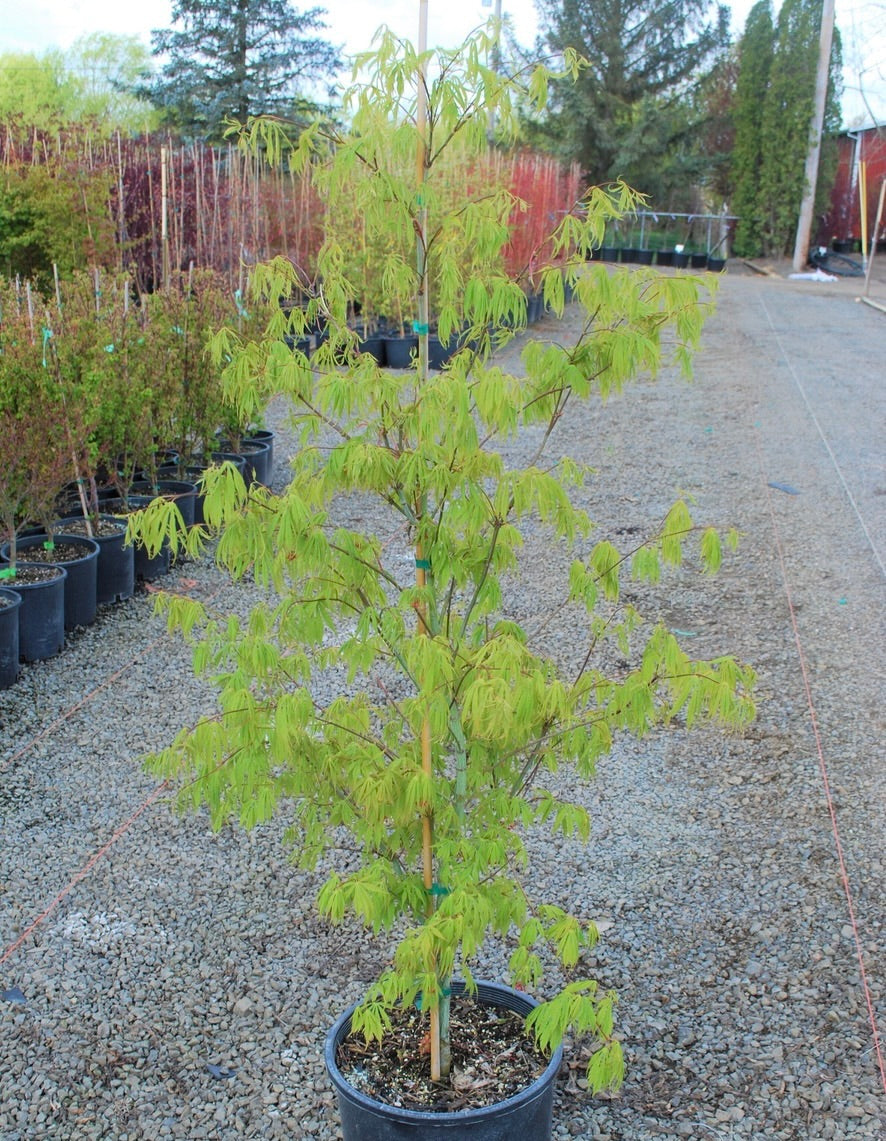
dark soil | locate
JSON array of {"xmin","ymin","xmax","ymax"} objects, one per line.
[
  {"xmin": 16, "ymin": 542, "xmax": 90, "ymax": 564},
  {"xmin": 57, "ymin": 517, "xmax": 126, "ymax": 538},
  {"xmin": 2, "ymin": 563, "xmax": 64, "ymax": 584},
  {"xmin": 336, "ymin": 995, "xmax": 551, "ymax": 1113}
]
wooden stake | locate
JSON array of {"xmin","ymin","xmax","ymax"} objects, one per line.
[
  {"xmin": 161, "ymin": 144, "xmax": 170, "ymax": 290},
  {"xmin": 862, "ymin": 179, "xmax": 885, "ymax": 299}
]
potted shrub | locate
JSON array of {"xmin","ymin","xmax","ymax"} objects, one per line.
[
  {"xmin": 0, "ymin": 320, "xmax": 72, "ymax": 659},
  {"xmin": 146, "ymin": 269, "xmax": 242, "ymax": 476},
  {"xmin": 131, "ymin": 26, "xmax": 755, "ymax": 1138}
]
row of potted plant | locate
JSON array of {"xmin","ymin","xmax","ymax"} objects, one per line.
[
  {"xmin": 591, "ymin": 245, "xmax": 727, "ymax": 271},
  {"xmin": 0, "ymin": 270, "xmax": 280, "ymax": 684},
  {"xmin": 0, "ymin": 433, "xmax": 273, "ymax": 687}
]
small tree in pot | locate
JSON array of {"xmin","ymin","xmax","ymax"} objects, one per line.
[
  {"xmin": 131, "ymin": 26, "xmax": 755, "ymax": 1130},
  {"xmin": 0, "ymin": 280, "xmax": 79, "ymax": 562}
]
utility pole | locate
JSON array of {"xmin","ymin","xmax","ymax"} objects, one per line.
[{"xmin": 791, "ymin": 0, "xmax": 836, "ymax": 272}]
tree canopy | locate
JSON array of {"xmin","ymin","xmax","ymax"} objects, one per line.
[
  {"xmin": 532, "ymin": 0, "xmax": 730, "ymax": 202},
  {"xmin": 0, "ymin": 36, "xmax": 155, "ymax": 133},
  {"xmin": 147, "ymin": 0, "xmax": 341, "ymax": 141},
  {"xmin": 730, "ymin": 0, "xmax": 842, "ymax": 256},
  {"xmin": 730, "ymin": 1, "xmax": 775, "ymax": 255}
]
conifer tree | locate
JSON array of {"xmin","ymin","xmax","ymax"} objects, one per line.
[
  {"xmin": 731, "ymin": 1, "xmax": 775, "ymax": 257},
  {"xmin": 148, "ymin": 0, "xmax": 340, "ymax": 141},
  {"xmin": 533, "ymin": 0, "xmax": 730, "ymax": 196},
  {"xmin": 756, "ymin": 0, "xmax": 841, "ymax": 255}
]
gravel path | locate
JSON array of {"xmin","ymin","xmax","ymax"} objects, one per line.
[{"xmin": 1, "ymin": 264, "xmax": 884, "ymax": 1140}]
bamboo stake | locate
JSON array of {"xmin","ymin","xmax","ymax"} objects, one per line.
[
  {"xmin": 44, "ymin": 289, "xmax": 93, "ymax": 537},
  {"xmin": 412, "ymin": 0, "xmax": 445, "ymax": 1086},
  {"xmin": 177, "ymin": 144, "xmax": 186, "ymax": 274},
  {"xmin": 210, "ymin": 146, "xmax": 221, "ymax": 272},
  {"xmin": 862, "ymin": 179, "xmax": 885, "ymax": 299},
  {"xmin": 116, "ymin": 130, "xmax": 125, "ymax": 272},
  {"xmin": 24, "ymin": 282, "xmax": 35, "ymax": 342},
  {"xmin": 161, "ymin": 144, "xmax": 170, "ymax": 290}
]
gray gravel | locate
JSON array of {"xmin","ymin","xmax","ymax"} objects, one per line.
[{"xmin": 1, "ymin": 265, "xmax": 884, "ymax": 1140}]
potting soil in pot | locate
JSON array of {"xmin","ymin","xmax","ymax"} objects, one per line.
[{"xmin": 335, "ymin": 995, "xmax": 549, "ymax": 1113}]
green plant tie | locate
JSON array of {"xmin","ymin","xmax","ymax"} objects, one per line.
[
  {"xmin": 43, "ymin": 540, "xmax": 55, "ymax": 551},
  {"xmin": 415, "ymin": 558, "xmax": 431, "ymax": 570},
  {"xmin": 427, "ymin": 882, "xmax": 449, "ymax": 896},
  {"xmin": 234, "ymin": 289, "xmax": 249, "ymax": 318},
  {"xmin": 415, "ymin": 985, "xmax": 452, "ymax": 1011},
  {"xmin": 41, "ymin": 326, "xmax": 52, "ymax": 367},
  {"xmin": 104, "ymin": 344, "xmax": 115, "ymax": 353},
  {"xmin": 0, "ymin": 568, "xmax": 15, "ymax": 579},
  {"xmin": 412, "ymin": 321, "xmax": 429, "ymax": 335}
]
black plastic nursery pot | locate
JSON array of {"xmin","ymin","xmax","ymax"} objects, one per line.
[
  {"xmin": 356, "ymin": 332, "xmax": 386, "ymax": 365},
  {"xmin": 325, "ymin": 981, "xmax": 563, "ymax": 1141},
  {"xmin": 56, "ymin": 515, "xmax": 134, "ymax": 605},
  {"xmin": 427, "ymin": 334, "xmax": 460, "ymax": 371},
  {"xmin": 155, "ymin": 464, "xmax": 210, "ymax": 525},
  {"xmin": 2, "ymin": 534, "xmax": 100, "ymax": 631},
  {"xmin": 4, "ymin": 563, "xmax": 67, "ymax": 662},
  {"xmin": 105, "ymin": 497, "xmax": 172, "ymax": 582},
  {"xmin": 215, "ymin": 438, "xmax": 274, "ymax": 487},
  {"xmin": 382, "ymin": 334, "xmax": 419, "ymax": 369},
  {"xmin": 130, "ymin": 480, "xmax": 199, "ymax": 529},
  {"xmin": 526, "ymin": 292, "xmax": 544, "ymax": 324},
  {"xmin": 210, "ymin": 451, "xmax": 247, "ymax": 474},
  {"xmin": 246, "ymin": 429, "xmax": 275, "ymax": 472},
  {"xmin": 0, "ymin": 587, "xmax": 22, "ymax": 688}
]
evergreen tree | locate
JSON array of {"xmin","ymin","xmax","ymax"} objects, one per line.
[
  {"xmin": 756, "ymin": 0, "xmax": 841, "ymax": 255},
  {"xmin": 532, "ymin": 0, "xmax": 730, "ymax": 200},
  {"xmin": 731, "ymin": 1, "xmax": 775, "ymax": 257},
  {"xmin": 148, "ymin": 0, "xmax": 341, "ymax": 141}
]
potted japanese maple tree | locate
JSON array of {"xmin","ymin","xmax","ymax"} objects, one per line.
[{"xmin": 130, "ymin": 24, "xmax": 755, "ymax": 1140}]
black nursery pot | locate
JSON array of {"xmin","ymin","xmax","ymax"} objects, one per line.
[
  {"xmin": 325, "ymin": 981, "xmax": 563, "ymax": 1141},
  {"xmin": 130, "ymin": 480, "xmax": 198, "ymax": 529},
  {"xmin": 0, "ymin": 587, "xmax": 22, "ymax": 688},
  {"xmin": 3, "ymin": 564, "xmax": 67, "ymax": 662},
  {"xmin": 382, "ymin": 334, "xmax": 419, "ymax": 369},
  {"xmin": 105, "ymin": 496, "xmax": 172, "ymax": 582},
  {"xmin": 213, "ymin": 439, "xmax": 273, "ymax": 488},
  {"xmin": 356, "ymin": 331, "xmax": 386, "ymax": 365},
  {"xmin": 428, "ymin": 333, "xmax": 460, "ymax": 370},
  {"xmin": 55, "ymin": 515, "xmax": 135, "ymax": 605},
  {"xmin": 3, "ymin": 534, "xmax": 100, "ymax": 631}
]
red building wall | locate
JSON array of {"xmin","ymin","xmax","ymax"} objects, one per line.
[{"xmin": 819, "ymin": 126, "xmax": 886, "ymax": 247}]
